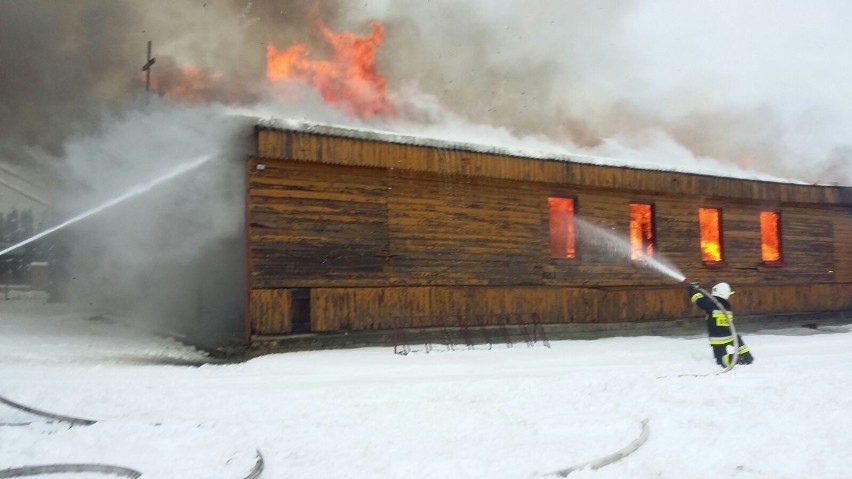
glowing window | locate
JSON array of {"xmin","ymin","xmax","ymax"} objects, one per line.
[
  {"xmin": 760, "ymin": 211, "xmax": 782, "ymax": 263},
  {"xmin": 548, "ymin": 197, "xmax": 576, "ymax": 259},
  {"xmin": 698, "ymin": 207, "xmax": 723, "ymax": 263},
  {"xmin": 629, "ymin": 203, "xmax": 655, "ymax": 261}
]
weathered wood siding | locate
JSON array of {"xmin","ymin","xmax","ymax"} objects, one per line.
[
  {"xmin": 248, "ymin": 159, "xmax": 389, "ymax": 287},
  {"xmin": 248, "ymin": 127, "xmax": 852, "ymax": 334},
  {"xmin": 250, "ymin": 288, "xmax": 291, "ymax": 334},
  {"xmin": 263, "ymin": 283, "xmax": 852, "ymax": 332},
  {"xmin": 309, "ymin": 286, "xmax": 692, "ymax": 331},
  {"xmin": 735, "ymin": 284, "xmax": 852, "ymax": 315},
  {"xmin": 386, "ymin": 170, "xmax": 544, "ymax": 285},
  {"xmin": 256, "ymin": 127, "xmax": 848, "ymax": 204},
  {"xmin": 835, "ymin": 210, "xmax": 852, "ymax": 283}
]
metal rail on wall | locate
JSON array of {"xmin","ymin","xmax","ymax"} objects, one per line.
[{"xmin": 392, "ymin": 312, "xmax": 550, "ymax": 354}]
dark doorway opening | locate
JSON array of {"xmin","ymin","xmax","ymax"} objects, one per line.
[{"xmin": 291, "ymin": 288, "xmax": 311, "ymax": 333}]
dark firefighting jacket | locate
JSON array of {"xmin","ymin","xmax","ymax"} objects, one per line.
[{"xmin": 689, "ymin": 287, "xmax": 735, "ymax": 345}]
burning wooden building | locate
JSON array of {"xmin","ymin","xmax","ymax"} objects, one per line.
[{"xmin": 232, "ymin": 121, "xmax": 852, "ymax": 349}]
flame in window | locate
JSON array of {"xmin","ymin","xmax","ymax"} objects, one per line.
[
  {"xmin": 699, "ymin": 208, "xmax": 722, "ymax": 262},
  {"xmin": 760, "ymin": 211, "xmax": 781, "ymax": 262},
  {"xmin": 548, "ymin": 197, "xmax": 576, "ymax": 259},
  {"xmin": 629, "ymin": 203, "xmax": 654, "ymax": 260}
]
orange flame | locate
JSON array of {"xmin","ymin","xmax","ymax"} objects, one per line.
[
  {"xmin": 548, "ymin": 197, "xmax": 576, "ymax": 259},
  {"xmin": 152, "ymin": 64, "xmax": 221, "ymax": 103},
  {"xmin": 265, "ymin": 10, "xmax": 394, "ymax": 118},
  {"xmin": 698, "ymin": 208, "xmax": 722, "ymax": 262},
  {"xmin": 760, "ymin": 211, "xmax": 780, "ymax": 262},
  {"xmin": 629, "ymin": 203, "xmax": 654, "ymax": 260},
  {"xmin": 146, "ymin": 56, "xmax": 259, "ymax": 104}
]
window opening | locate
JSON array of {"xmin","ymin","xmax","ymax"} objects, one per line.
[
  {"xmin": 548, "ymin": 197, "xmax": 576, "ymax": 259},
  {"xmin": 760, "ymin": 211, "xmax": 781, "ymax": 263},
  {"xmin": 629, "ymin": 203, "xmax": 655, "ymax": 260},
  {"xmin": 698, "ymin": 207, "xmax": 723, "ymax": 263}
]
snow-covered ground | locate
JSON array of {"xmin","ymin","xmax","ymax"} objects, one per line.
[{"xmin": 2, "ymin": 299, "xmax": 851, "ymax": 479}]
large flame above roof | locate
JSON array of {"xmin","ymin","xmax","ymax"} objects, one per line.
[
  {"xmin": 145, "ymin": 8, "xmax": 393, "ymax": 118},
  {"xmin": 265, "ymin": 8, "xmax": 394, "ymax": 119}
]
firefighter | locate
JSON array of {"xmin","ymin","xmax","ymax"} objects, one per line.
[{"xmin": 687, "ymin": 281, "xmax": 754, "ymax": 367}]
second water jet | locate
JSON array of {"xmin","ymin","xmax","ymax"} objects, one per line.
[{"xmin": 574, "ymin": 216, "xmax": 686, "ymax": 283}]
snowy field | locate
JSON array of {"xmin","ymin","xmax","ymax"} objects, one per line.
[{"xmin": 2, "ymin": 299, "xmax": 851, "ymax": 479}]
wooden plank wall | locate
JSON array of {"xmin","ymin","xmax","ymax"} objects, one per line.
[
  {"xmin": 652, "ymin": 200, "xmax": 838, "ymax": 286},
  {"xmin": 308, "ymin": 283, "xmax": 852, "ymax": 332},
  {"xmin": 309, "ymin": 286, "xmax": 693, "ymax": 331},
  {"xmin": 249, "ymin": 159, "xmax": 847, "ymax": 288},
  {"xmin": 248, "ymin": 158, "xmax": 389, "ymax": 288},
  {"xmin": 736, "ymin": 284, "xmax": 852, "ymax": 315},
  {"xmin": 386, "ymin": 169, "xmax": 543, "ymax": 285},
  {"xmin": 251, "ymin": 288, "xmax": 291, "ymax": 334},
  {"xmin": 249, "ymin": 128, "xmax": 852, "ymax": 334},
  {"xmin": 256, "ymin": 127, "xmax": 849, "ymax": 205},
  {"xmin": 834, "ymin": 210, "xmax": 852, "ymax": 283}
]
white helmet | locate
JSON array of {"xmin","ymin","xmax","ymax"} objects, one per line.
[{"xmin": 711, "ymin": 282, "xmax": 733, "ymax": 299}]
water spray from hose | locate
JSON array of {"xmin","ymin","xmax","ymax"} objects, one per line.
[
  {"xmin": 574, "ymin": 216, "xmax": 739, "ymax": 372},
  {"xmin": 0, "ymin": 155, "xmax": 212, "ymax": 258},
  {"xmin": 574, "ymin": 217, "xmax": 686, "ymax": 282}
]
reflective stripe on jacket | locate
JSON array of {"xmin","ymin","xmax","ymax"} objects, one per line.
[{"xmin": 691, "ymin": 289, "xmax": 735, "ymax": 344}]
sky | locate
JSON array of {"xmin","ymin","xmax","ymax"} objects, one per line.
[
  {"xmin": 2, "ymin": 299, "xmax": 852, "ymax": 478},
  {"xmin": 0, "ymin": 0, "xmax": 851, "ymax": 189}
]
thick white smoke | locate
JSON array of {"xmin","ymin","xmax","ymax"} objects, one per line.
[
  {"xmin": 47, "ymin": 102, "xmax": 252, "ymax": 346},
  {"xmin": 348, "ymin": 0, "xmax": 852, "ymax": 184}
]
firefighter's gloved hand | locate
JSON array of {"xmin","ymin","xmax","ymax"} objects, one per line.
[{"xmin": 687, "ymin": 281, "xmax": 701, "ymax": 291}]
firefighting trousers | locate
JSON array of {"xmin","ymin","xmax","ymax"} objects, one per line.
[
  {"xmin": 707, "ymin": 317, "xmax": 750, "ymax": 366},
  {"xmin": 710, "ymin": 336, "xmax": 750, "ymax": 366}
]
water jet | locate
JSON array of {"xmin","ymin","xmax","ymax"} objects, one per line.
[{"xmin": 0, "ymin": 155, "xmax": 212, "ymax": 259}]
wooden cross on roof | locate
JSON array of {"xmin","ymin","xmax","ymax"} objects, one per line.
[{"xmin": 141, "ymin": 40, "xmax": 156, "ymax": 94}]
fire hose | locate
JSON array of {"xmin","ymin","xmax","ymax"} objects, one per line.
[{"xmin": 0, "ymin": 393, "xmax": 264, "ymax": 478}]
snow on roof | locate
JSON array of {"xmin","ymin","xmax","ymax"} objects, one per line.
[{"xmin": 258, "ymin": 118, "xmax": 811, "ymax": 185}]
